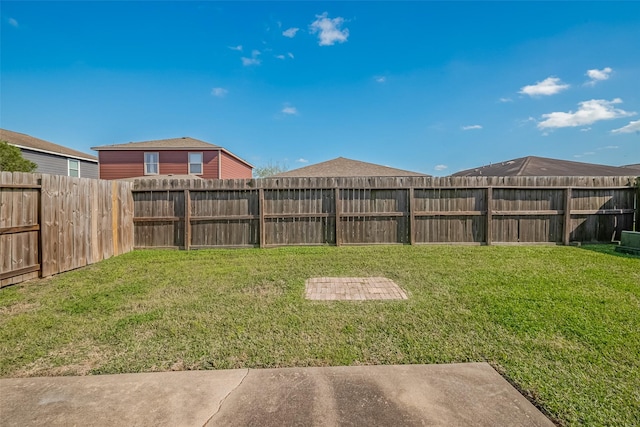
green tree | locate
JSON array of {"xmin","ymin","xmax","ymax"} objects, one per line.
[
  {"xmin": 0, "ymin": 140, "xmax": 37, "ymax": 172},
  {"xmin": 253, "ymin": 160, "xmax": 288, "ymax": 178}
]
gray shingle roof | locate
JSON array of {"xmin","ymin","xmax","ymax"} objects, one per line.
[
  {"xmin": 0, "ymin": 128, "xmax": 97, "ymax": 162},
  {"xmin": 91, "ymin": 137, "xmax": 221, "ymax": 150},
  {"xmin": 452, "ymin": 156, "xmax": 639, "ymax": 177},
  {"xmin": 273, "ymin": 157, "xmax": 429, "ymax": 177}
]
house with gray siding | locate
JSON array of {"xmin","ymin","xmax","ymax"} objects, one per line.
[{"xmin": 0, "ymin": 129, "xmax": 98, "ymax": 178}]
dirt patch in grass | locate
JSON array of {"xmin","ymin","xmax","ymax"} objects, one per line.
[
  {"xmin": 0, "ymin": 302, "xmax": 41, "ymax": 316},
  {"xmin": 15, "ymin": 342, "xmax": 111, "ymax": 377},
  {"xmin": 242, "ymin": 279, "xmax": 286, "ymax": 297}
]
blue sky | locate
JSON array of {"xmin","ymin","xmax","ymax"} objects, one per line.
[{"xmin": 1, "ymin": 1, "xmax": 639, "ymax": 175}]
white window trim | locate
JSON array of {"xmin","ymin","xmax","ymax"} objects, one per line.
[
  {"xmin": 68, "ymin": 158, "xmax": 80, "ymax": 177},
  {"xmin": 144, "ymin": 152, "xmax": 159, "ymax": 175},
  {"xmin": 188, "ymin": 152, "xmax": 203, "ymax": 175}
]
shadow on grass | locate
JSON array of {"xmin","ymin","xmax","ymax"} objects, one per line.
[{"xmin": 577, "ymin": 243, "xmax": 640, "ymax": 259}]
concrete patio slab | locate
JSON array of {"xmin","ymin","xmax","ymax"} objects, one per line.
[
  {"xmin": 1, "ymin": 363, "xmax": 554, "ymax": 427},
  {"xmin": 207, "ymin": 363, "xmax": 553, "ymax": 427},
  {"xmin": 0, "ymin": 369, "xmax": 249, "ymax": 427},
  {"xmin": 305, "ymin": 277, "xmax": 408, "ymax": 300}
]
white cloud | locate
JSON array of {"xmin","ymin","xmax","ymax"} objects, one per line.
[
  {"xmin": 241, "ymin": 57, "xmax": 260, "ymax": 66},
  {"xmin": 288, "ymin": 52, "xmax": 294, "ymax": 59},
  {"xmin": 375, "ymin": 76, "xmax": 386, "ymax": 83},
  {"xmin": 241, "ymin": 50, "xmax": 261, "ymax": 66},
  {"xmin": 538, "ymin": 98, "xmax": 636, "ymax": 129},
  {"xmin": 282, "ymin": 27, "xmax": 299, "ymax": 38},
  {"xmin": 599, "ymin": 145, "xmax": 619, "ymax": 150},
  {"xmin": 611, "ymin": 119, "xmax": 640, "ymax": 134},
  {"xmin": 499, "ymin": 97, "xmax": 513, "ymax": 103},
  {"xmin": 585, "ymin": 67, "xmax": 612, "ymax": 85},
  {"xmin": 580, "ymin": 127, "xmax": 591, "ymax": 132},
  {"xmin": 462, "ymin": 125, "xmax": 482, "ymax": 130},
  {"xmin": 519, "ymin": 77, "xmax": 569, "ymax": 97},
  {"xmin": 296, "ymin": 158, "xmax": 309, "ymax": 163},
  {"xmin": 275, "ymin": 54, "xmax": 285, "ymax": 60},
  {"xmin": 8, "ymin": 18, "xmax": 18, "ymax": 27},
  {"xmin": 434, "ymin": 165, "xmax": 448, "ymax": 171},
  {"xmin": 282, "ymin": 105, "xmax": 298, "ymax": 115},
  {"xmin": 228, "ymin": 45, "xmax": 243, "ymax": 51},
  {"xmin": 310, "ymin": 12, "xmax": 349, "ymax": 46},
  {"xmin": 211, "ymin": 87, "xmax": 228, "ymax": 97}
]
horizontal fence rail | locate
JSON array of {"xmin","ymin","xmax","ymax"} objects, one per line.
[
  {"xmin": 1, "ymin": 172, "xmax": 134, "ymax": 287},
  {"xmin": 131, "ymin": 176, "xmax": 639, "ymax": 249}
]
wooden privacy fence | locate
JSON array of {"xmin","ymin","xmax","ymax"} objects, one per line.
[
  {"xmin": 0, "ymin": 172, "xmax": 134, "ymax": 287},
  {"xmin": 132, "ymin": 176, "xmax": 638, "ymax": 249}
]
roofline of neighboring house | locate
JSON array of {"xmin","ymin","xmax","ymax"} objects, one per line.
[
  {"xmin": 91, "ymin": 146, "xmax": 218, "ymax": 150},
  {"xmin": 91, "ymin": 146, "xmax": 254, "ymax": 169},
  {"xmin": 11, "ymin": 143, "xmax": 98, "ymax": 163}
]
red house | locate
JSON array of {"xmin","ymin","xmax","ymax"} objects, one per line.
[{"xmin": 92, "ymin": 137, "xmax": 253, "ymax": 180}]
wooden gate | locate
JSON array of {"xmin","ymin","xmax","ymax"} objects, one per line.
[
  {"xmin": 0, "ymin": 173, "xmax": 41, "ymax": 287},
  {"xmin": 1, "ymin": 171, "xmax": 135, "ymax": 288}
]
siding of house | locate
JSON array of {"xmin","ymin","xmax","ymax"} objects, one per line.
[
  {"xmin": 78, "ymin": 159, "xmax": 99, "ymax": 179},
  {"xmin": 98, "ymin": 150, "xmax": 221, "ymax": 180},
  {"xmin": 221, "ymin": 151, "xmax": 253, "ymax": 178},
  {"xmin": 20, "ymin": 148, "xmax": 99, "ymax": 179}
]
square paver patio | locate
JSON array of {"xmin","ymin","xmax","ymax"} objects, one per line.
[{"xmin": 304, "ymin": 277, "xmax": 408, "ymax": 301}]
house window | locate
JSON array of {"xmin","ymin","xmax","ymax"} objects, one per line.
[
  {"xmin": 144, "ymin": 152, "xmax": 159, "ymax": 175},
  {"xmin": 68, "ymin": 159, "xmax": 80, "ymax": 177},
  {"xmin": 189, "ymin": 152, "xmax": 203, "ymax": 175}
]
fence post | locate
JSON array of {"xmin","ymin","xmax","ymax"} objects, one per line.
[
  {"xmin": 486, "ymin": 186, "xmax": 493, "ymax": 245},
  {"xmin": 335, "ymin": 187, "xmax": 341, "ymax": 246},
  {"xmin": 563, "ymin": 187, "xmax": 572, "ymax": 245},
  {"xmin": 259, "ymin": 188, "xmax": 265, "ymax": 248},
  {"xmin": 409, "ymin": 187, "xmax": 416, "ymax": 245},
  {"xmin": 635, "ymin": 178, "xmax": 639, "ymax": 232},
  {"xmin": 184, "ymin": 189, "xmax": 191, "ymax": 250},
  {"xmin": 37, "ymin": 178, "xmax": 43, "ymax": 277},
  {"xmin": 111, "ymin": 180, "xmax": 119, "ymax": 256}
]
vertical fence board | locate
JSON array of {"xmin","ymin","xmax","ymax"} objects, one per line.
[
  {"xmin": 0, "ymin": 173, "xmax": 13, "ymax": 286},
  {"xmin": 184, "ymin": 189, "xmax": 191, "ymax": 250}
]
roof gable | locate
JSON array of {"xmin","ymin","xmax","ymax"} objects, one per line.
[
  {"xmin": 273, "ymin": 157, "xmax": 429, "ymax": 177},
  {"xmin": 452, "ymin": 156, "xmax": 639, "ymax": 177},
  {"xmin": 0, "ymin": 128, "xmax": 98, "ymax": 162},
  {"xmin": 91, "ymin": 137, "xmax": 221, "ymax": 150}
]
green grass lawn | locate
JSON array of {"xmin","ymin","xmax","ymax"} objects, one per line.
[{"xmin": 1, "ymin": 245, "xmax": 638, "ymax": 425}]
